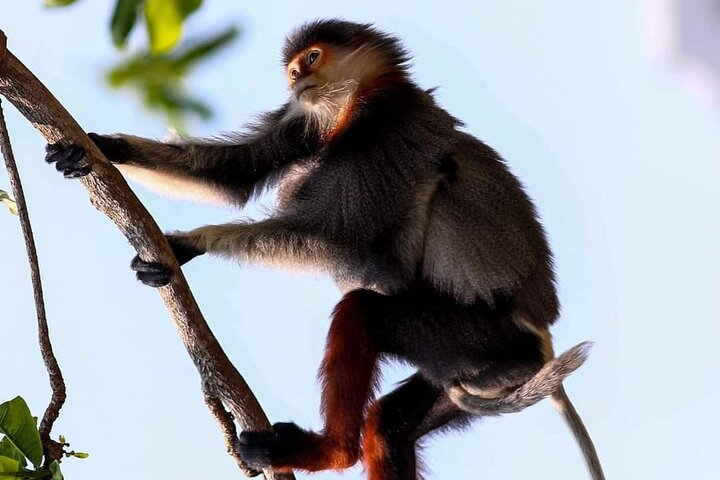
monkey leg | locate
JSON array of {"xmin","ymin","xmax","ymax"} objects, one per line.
[
  {"xmin": 363, "ymin": 374, "xmax": 470, "ymax": 480},
  {"xmin": 238, "ymin": 289, "xmax": 383, "ymax": 472},
  {"xmin": 360, "ymin": 293, "xmax": 550, "ymax": 480},
  {"xmin": 238, "ymin": 290, "xmax": 545, "ymax": 474}
]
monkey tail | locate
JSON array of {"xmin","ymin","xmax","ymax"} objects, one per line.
[
  {"xmin": 447, "ymin": 341, "xmax": 592, "ymax": 416},
  {"xmin": 447, "ymin": 341, "xmax": 605, "ymax": 480},
  {"xmin": 550, "ymin": 385, "xmax": 606, "ymax": 480}
]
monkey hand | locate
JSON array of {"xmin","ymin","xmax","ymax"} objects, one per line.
[
  {"xmin": 130, "ymin": 235, "xmax": 206, "ymax": 287},
  {"xmin": 45, "ymin": 143, "xmax": 92, "ymax": 178},
  {"xmin": 45, "ymin": 133, "xmax": 132, "ymax": 177}
]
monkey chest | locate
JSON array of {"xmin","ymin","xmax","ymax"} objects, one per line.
[{"xmin": 275, "ymin": 161, "xmax": 322, "ymax": 209}]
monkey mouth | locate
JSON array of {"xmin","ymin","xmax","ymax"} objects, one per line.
[{"xmin": 297, "ymin": 84, "xmax": 317, "ymax": 98}]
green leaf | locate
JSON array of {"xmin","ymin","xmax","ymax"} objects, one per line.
[
  {"xmin": 177, "ymin": 0, "xmax": 202, "ymax": 16},
  {"xmin": 0, "ymin": 456, "xmax": 21, "ymax": 478},
  {"xmin": 145, "ymin": 0, "xmax": 182, "ymax": 54},
  {"xmin": 110, "ymin": 0, "xmax": 141, "ymax": 49},
  {"xmin": 44, "ymin": 0, "xmax": 79, "ymax": 6},
  {"xmin": 158, "ymin": 89, "xmax": 212, "ymax": 119},
  {"xmin": 106, "ymin": 22, "xmax": 236, "ymax": 128},
  {"xmin": 0, "ymin": 398, "xmax": 42, "ymax": 469},
  {"xmin": 49, "ymin": 460, "xmax": 63, "ymax": 480},
  {"xmin": 173, "ymin": 26, "xmax": 239, "ymax": 70},
  {"xmin": 0, "ymin": 438, "xmax": 25, "ymax": 469},
  {"xmin": 0, "ymin": 190, "xmax": 18, "ymax": 216},
  {"xmin": 145, "ymin": 0, "xmax": 202, "ymax": 54}
]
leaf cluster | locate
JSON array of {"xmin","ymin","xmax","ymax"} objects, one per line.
[
  {"xmin": 0, "ymin": 397, "xmax": 87, "ymax": 480},
  {"xmin": 45, "ymin": 0, "xmax": 239, "ymax": 130}
]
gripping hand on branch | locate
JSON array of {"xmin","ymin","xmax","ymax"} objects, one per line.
[{"xmin": 44, "ymin": 140, "xmax": 205, "ymax": 287}]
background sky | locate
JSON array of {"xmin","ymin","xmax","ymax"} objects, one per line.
[{"xmin": 1, "ymin": 2, "xmax": 719, "ymax": 479}]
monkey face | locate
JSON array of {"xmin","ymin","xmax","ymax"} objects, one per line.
[
  {"xmin": 287, "ymin": 44, "xmax": 335, "ymax": 103},
  {"xmin": 285, "ymin": 43, "xmax": 388, "ymax": 109},
  {"xmin": 283, "ymin": 35, "xmax": 404, "ymax": 135}
]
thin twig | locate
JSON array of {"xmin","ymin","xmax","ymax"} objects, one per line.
[
  {"xmin": 205, "ymin": 391, "xmax": 261, "ymax": 478},
  {"xmin": 0, "ymin": 99, "xmax": 66, "ymax": 465}
]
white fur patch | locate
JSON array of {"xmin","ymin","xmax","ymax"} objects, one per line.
[{"xmin": 116, "ymin": 164, "xmax": 231, "ymax": 205}]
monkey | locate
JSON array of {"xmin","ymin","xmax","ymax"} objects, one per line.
[{"xmin": 45, "ymin": 19, "xmax": 605, "ymax": 480}]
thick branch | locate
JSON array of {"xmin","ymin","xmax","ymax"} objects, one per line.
[{"xmin": 0, "ymin": 31, "xmax": 292, "ymax": 480}]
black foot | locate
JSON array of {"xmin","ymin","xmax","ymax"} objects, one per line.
[
  {"xmin": 130, "ymin": 255, "xmax": 173, "ymax": 287},
  {"xmin": 238, "ymin": 422, "xmax": 309, "ymax": 469},
  {"xmin": 45, "ymin": 143, "xmax": 91, "ymax": 178}
]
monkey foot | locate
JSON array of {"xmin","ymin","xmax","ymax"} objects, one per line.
[
  {"xmin": 130, "ymin": 255, "xmax": 173, "ymax": 287},
  {"xmin": 238, "ymin": 423, "xmax": 356, "ymax": 471},
  {"xmin": 45, "ymin": 143, "xmax": 91, "ymax": 178},
  {"xmin": 238, "ymin": 423, "xmax": 310, "ymax": 469}
]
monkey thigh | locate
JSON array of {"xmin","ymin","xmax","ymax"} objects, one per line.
[{"xmin": 363, "ymin": 292, "xmax": 546, "ymax": 392}]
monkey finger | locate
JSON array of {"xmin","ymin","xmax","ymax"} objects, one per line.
[
  {"xmin": 56, "ymin": 157, "xmax": 91, "ymax": 178},
  {"xmin": 45, "ymin": 143, "xmax": 84, "ymax": 163},
  {"xmin": 130, "ymin": 255, "xmax": 173, "ymax": 287},
  {"xmin": 44, "ymin": 143, "xmax": 65, "ymax": 161},
  {"xmin": 45, "ymin": 144, "xmax": 91, "ymax": 178}
]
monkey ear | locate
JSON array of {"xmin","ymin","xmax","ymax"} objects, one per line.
[{"xmin": 447, "ymin": 341, "xmax": 593, "ymax": 416}]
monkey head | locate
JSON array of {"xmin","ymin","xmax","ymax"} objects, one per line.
[{"xmin": 282, "ymin": 19, "xmax": 410, "ymax": 114}]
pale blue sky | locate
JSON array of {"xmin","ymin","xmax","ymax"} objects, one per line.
[{"xmin": 1, "ymin": 2, "xmax": 718, "ymax": 479}]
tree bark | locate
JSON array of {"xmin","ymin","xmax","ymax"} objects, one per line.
[{"xmin": 0, "ymin": 30, "xmax": 293, "ymax": 480}]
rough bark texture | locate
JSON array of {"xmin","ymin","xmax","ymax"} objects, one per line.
[{"xmin": 0, "ymin": 30, "xmax": 293, "ymax": 480}]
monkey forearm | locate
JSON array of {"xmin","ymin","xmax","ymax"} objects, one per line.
[
  {"xmin": 172, "ymin": 219, "xmax": 337, "ymax": 271},
  {"xmin": 92, "ymin": 133, "xmax": 252, "ymax": 180},
  {"xmin": 90, "ymin": 129, "xmax": 308, "ymax": 205}
]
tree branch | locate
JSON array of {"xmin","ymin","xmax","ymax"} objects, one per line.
[
  {"xmin": 0, "ymin": 30, "xmax": 292, "ymax": 480},
  {"xmin": 0, "ymin": 98, "xmax": 66, "ymax": 467}
]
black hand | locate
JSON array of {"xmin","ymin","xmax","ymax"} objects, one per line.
[
  {"xmin": 130, "ymin": 256, "xmax": 173, "ymax": 287},
  {"xmin": 45, "ymin": 143, "xmax": 91, "ymax": 178},
  {"xmin": 129, "ymin": 235, "xmax": 205, "ymax": 287}
]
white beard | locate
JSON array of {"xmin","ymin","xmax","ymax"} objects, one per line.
[{"xmin": 284, "ymin": 79, "xmax": 359, "ymax": 135}]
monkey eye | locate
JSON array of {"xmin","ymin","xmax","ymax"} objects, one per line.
[
  {"xmin": 307, "ymin": 51, "xmax": 320, "ymax": 65},
  {"xmin": 290, "ymin": 69, "xmax": 300, "ymax": 81}
]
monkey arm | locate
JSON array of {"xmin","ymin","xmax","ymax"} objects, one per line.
[
  {"xmin": 130, "ymin": 217, "xmax": 336, "ymax": 287},
  {"xmin": 169, "ymin": 217, "xmax": 337, "ymax": 271},
  {"xmin": 89, "ymin": 106, "xmax": 316, "ymax": 206}
]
